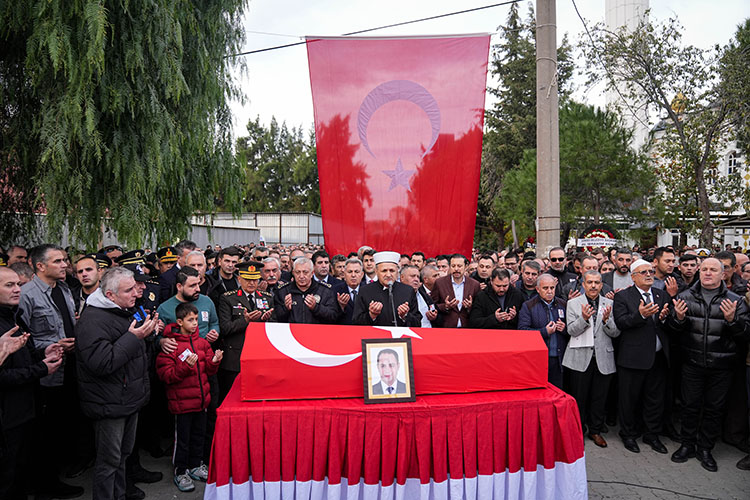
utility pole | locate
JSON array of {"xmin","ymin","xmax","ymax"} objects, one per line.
[{"xmin": 536, "ymin": 0, "xmax": 560, "ymax": 253}]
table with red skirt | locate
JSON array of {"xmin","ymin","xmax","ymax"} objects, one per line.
[{"xmin": 205, "ymin": 381, "xmax": 587, "ymax": 500}]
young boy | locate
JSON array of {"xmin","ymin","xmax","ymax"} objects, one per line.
[{"xmin": 156, "ymin": 302, "xmax": 223, "ymax": 492}]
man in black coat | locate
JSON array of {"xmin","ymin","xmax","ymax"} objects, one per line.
[
  {"xmin": 0, "ymin": 266, "xmax": 64, "ymax": 500},
  {"xmin": 352, "ymin": 251, "xmax": 421, "ymax": 327},
  {"xmin": 469, "ymin": 268, "xmax": 525, "ymax": 329},
  {"xmin": 274, "ymin": 258, "xmax": 340, "ymax": 324},
  {"xmin": 669, "ymin": 258, "xmax": 750, "ymax": 472},
  {"xmin": 613, "ymin": 259, "xmax": 671, "ymax": 455},
  {"xmin": 75, "ymin": 267, "xmax": 159, "ymax": 500}
]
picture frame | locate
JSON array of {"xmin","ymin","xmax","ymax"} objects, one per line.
[{"xmin": 362, "ymin": 337, "xmax": 415, "ymax": 404}]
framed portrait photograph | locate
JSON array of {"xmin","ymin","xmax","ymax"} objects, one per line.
[{"xmin": 362, "ymin": 338, "xmax": 415, "ymax": 404}]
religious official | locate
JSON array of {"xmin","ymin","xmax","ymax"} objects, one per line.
[
  {"xmin": 352, "ymin": 251, "xmax": 421, "ymax": 327},
  {"xmin": 217, "ymin": 261, "xmax": 274, "ymax": 401},
  {"xmin": 564, "ymin": 270, "xmax": 620, "ymax": 448}
]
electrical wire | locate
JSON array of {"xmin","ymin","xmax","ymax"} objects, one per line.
[
  {"xmin": 570, "ymin": 0, "xmax": 651, "ymax": 129},
  {"xmin": 229, "ymin": 0, "xmax": 523, "ymax": 57},
  {"xmin": 587, "ymin": 480, "xmax": 718, "ymax": 500}
]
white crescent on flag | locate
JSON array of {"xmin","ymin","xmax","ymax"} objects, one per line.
[{"xmin": 264, "ymin": 323, "xmax": 421, "ymax": 368}]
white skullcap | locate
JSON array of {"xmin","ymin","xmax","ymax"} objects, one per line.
[
  {"xmin": 373, "ymin": 251, "xmax": 400, "ymax": 266},
  {"xmin": 630, "ymin": 259, "xmax": 651, "ymax": 273}
]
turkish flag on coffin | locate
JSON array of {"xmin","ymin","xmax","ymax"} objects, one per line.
[
  {"xmin": 240, "ymin": 323, "xmax": 548, "ymax": 401},
  {"xmin": 306, "ymin": 35, "xmax": 490, "ymax": 258}
]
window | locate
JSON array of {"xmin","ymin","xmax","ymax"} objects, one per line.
[{"xmin": 728, "ymin": 152, "xmax": 740, "ymax": 175}]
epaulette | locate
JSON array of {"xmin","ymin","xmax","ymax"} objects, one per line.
[
  {"xmin": 223, "ymin": 289, "xmax": 238, "ymax": 296},
  {"xmin": 276, "ymin": 280, "xmax": 287, "ymax": 287},
  {"xmin": 146, "ymin": 280, "xmax": 160, "ymax": 286},
  {"xmin": 277, "ymin": 281, "xmax": 290, "ymax": 289},
  {"xmin": 318, "ymin": 281, "xmax": 332, "ymax": 288},
  {"xmin": 259, "ymin": 290, "xmax": 272, "ymax": 297}
]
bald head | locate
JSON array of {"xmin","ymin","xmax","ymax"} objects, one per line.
[
  {"xmin": 0, "ymin": 267, "xmax": 22, "ymax": 307},
  {"xmin": 699, "ymin": 257, "xmax": 724, "ymax": 290}
]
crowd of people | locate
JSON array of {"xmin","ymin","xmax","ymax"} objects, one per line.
[{"xmin": 1, "ymin": 239, "xmax": 749, "ymax": 499}]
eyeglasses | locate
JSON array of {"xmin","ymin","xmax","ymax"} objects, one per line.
[
  {"xmin": 549, "ymin": 257, "xmax": 565, "ymax": 262},
  {"xmin": 634, "ymin": 269, "xmax": 656, "ymax": 276}
]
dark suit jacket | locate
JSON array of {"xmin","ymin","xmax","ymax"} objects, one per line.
[
  {"xmin": 613, "ymin": 285, "xmax": 671, "ymax": 370},
  {"xmin": 352, "ymin": 281, "xmax": 421, "ymax": 327},
  {"xmin": 338, "ymin": 285, "xmax": 360, "ymax": 325},
  {"xmin": 158, "ymin": 265, "xmax": 179, "ymax": 302},
  {"xmin": 468, "ymin": 285, "xmax": 525, "ymax": 329},
  {"xmin": 372, "ymin": 380, "xmax": 407, "ymax": 395},
  {"xmin": 217, "ymin": 288, "xmax": 275, "ymax": 372},
  {"xmin": 430, "ymin": 275, "xmax": 481, "ymax": 328},
  {"xmin": 417, "ymin": 286, "xmax": 442, "ymax": 327}
]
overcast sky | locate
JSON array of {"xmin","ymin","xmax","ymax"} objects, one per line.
[{"xmin": 228, "ymin": 0, "xmax": 750, "ymax": 138}]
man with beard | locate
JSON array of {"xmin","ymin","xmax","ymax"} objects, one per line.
[
  {"xmin": 275, "ymin": 258, "xmax": 340, "ymax": 324},
  {"xmin": 430, "ymin": 254, "xmax": 481, "ymax": 328},
  {"xmin": 0, "ymin": 266, "xmax": 64, "ymax": 500},
  {"xmin": 352, "ymin": 252, "xmax": 421, "ymax": 327},
  {"xmin": 602, "ymin": 248, "xmax": 634, "ymax": 292},
  {"xmin": 469, "ymin": 268, "xmax": 525, "ymax": 329},
  {"xmin": 410, "ymin": 252, "xmax": 426, "ymax": 270},
  {"xmin": 217, "ymin": 261, "xmax": 274, "ymax": 400},
  {"xmin": 157, "ymin": 267, "xmax": 219, "ymax": 346},
  {"xmin": 208, "ymin": 246, "xmax": 242, "ymax": 308}
]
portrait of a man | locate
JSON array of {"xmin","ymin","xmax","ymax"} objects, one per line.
[{"xmin": 371, "ymin": 348, "xmax": 407, "ymax": 395}]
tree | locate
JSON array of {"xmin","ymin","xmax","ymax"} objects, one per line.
[
  {"xmin": 720, "ymin": 19, "xmax": 750, "ymax": 158},
  {"xmin": 496, "ymin": 101, "xmax": 656, "ymax": 243},
  {"xmin": 236, "ymin": 117, "xmax": 320, "ymax": 213},
  {"xmin": 0, "ymin": 0, "xmax": 247, "ymax": 248},
  {"xmin": 581, "ymin": 15, "xmax": 744, "ymax": 246},
  {"xmin": 479, "ymin": 2, "xmax": 573, "ymax": 249}
]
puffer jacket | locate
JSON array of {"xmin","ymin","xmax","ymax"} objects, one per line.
[
  {"xmin": 75, "ymin": 289, "xmax": 150, "ymax": 419},
  {"xmin": 671, "ymin": 281, "xmax": 750, "ymax": 369},
  {"xmin": 156, "ymin": 323, "xmax": 219, "ymax": 414}
]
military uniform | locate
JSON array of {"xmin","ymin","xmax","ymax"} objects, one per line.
[
  {"xmin": 118, "ymin": 250, "xmax": 162, "ymax": 312},
  {"xmin": 217, "ymin": 288, "xmax": 275, "ymax": 372},
  {"xmin": 274, "ymin": 279, "xmax": 341, "ymax": 324}
]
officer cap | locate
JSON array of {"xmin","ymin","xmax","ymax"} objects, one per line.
[
  {"xmin": 116, "ymin": 249, "xmax": 146, "ymax": 266},
  {"xmin": 157, "ymin": 246, "xmax": 178, "ymax": 263},
  {"xmin": 237, "ymin": 261, "xmax": 263, "ymax": 280}
]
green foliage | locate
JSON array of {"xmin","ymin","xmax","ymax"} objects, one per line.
[
  {"xmin": 479, "ymin": 2, "xmax": 574, "ymax": 248},
  {"xmin": 496, "ymin": 101, "xmax": 657, "ymax": 243},
  {"xmin": 581, "ymin": 14, "xmax": 737, "ymax": 246},
  {"xmin": 236, "ymin": 117, "xmax": 320, "ymax": 213},
  {"xmin": 720, "ymin": 19, "xmax": 750, "ymax": 157},
  {"xmin": 0, "ymin": 0, "xmax": 247, "ymax": 247}
]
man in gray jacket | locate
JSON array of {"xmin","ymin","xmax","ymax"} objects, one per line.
[
  {"xmin": 17, "ymin": 244, "xmax": 82, "ymax": 498},
  {"xmin": 563, "ymin": 270, "xmax": 620, "ymax": 448}
]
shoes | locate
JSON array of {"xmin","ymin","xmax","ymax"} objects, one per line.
[
  {"xmin": 128, "ymin": 464, "xmax": 163, "ymax": 484},
  {"xmin": 622, "ymin": 438, "xmax": 640, "ymax": 453},
  {"xmin": 65, "ymin": 458, "xmax": 94, "ymax": 479},
  {"xmin": 35, "ymin": 480, "xmax": 85, "ymax": 500},
  {"xmin": 588, "ymin": 433, "xmax": 608, "ymax": 448},
  {"xmin": 643, "ymin": 436, "xmax": 668, "ymax": 454},
  {"xmin": 189, "ymin": 463, "xmax": 209, "ymax": 482},
  {"xmin": 670, "ymin": 444, "xmax": 696, "ymax": 463},
  {"xmin": 697, "ymin": 449, "xmax": 718, "ymax": 472},
  {"xmin": 174, "ymin": 470, "xmax": 195, "ymax": 492},
  {"xmin": 125, "ymin": 480, "xmax": 145, "ymax": 500},
  {"xmin": 736, "ymin": 454, "xmax": 750, "ymax": 470}
]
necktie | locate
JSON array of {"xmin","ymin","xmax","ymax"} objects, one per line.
[
  {"xmin": 387, "ymin": 386, "xmax": 394, "ymax": 394},
  {"xmin": 643, "ymin": 292, "xmax": 651, "ymax": 304},
  {"xmin": 351, "ymin": 289, "xmax": 357, "ymax": 302}
]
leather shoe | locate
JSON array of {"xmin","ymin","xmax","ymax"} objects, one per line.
[
  {"xmin": 588, "ymin": 433, "xmax": 607, "ymax": 448},
  {"xmin": 622, "ymin": 438, "xmax": 640, "ymax": 453},
  {"xmin": 697, "ymin": 449, "xmax": 718, "ymax": 472},
  {"xmin": 736, "ymin": 454, "xmax": 750, "ymax": 470},
  {"xmin": 643, "ymin": 436, "xmax": 668, "ymax": 454},
  {"xmin": 125, "ymin": 480, "xmax": 145, "ymax": 500},
  {"xmin": 128, "ymin": 464, "xmax": 163, "ymax": 484},
  {"xmin": 670, "ymin": 444, "xmax": 696, "ymax": 463}
]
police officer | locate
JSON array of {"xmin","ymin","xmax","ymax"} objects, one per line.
[
  {"xmin": 216, "ymin": 261, "xmax": 274, "ymax": 401},
  {"xmin": 274, "ymin": 257, "xmax": 340, "ymax": 324}
]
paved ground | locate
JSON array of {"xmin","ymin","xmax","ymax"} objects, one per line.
[{"xmin": 64, "ymin": 427, "xmax": 749, "ymax": 499}]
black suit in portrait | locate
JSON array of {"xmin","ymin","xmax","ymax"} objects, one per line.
[
  {"xmin": 613, "ymin": 285, "xmax": 671, "ymax": 441},
  {"xmin": 352, "ymin": 281, "xmax": 421, "ymax": 327}
]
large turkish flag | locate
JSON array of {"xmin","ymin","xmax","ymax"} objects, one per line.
[{"xmin": 307, "ymin": 35, "xmax": 490, "ymax": 258}]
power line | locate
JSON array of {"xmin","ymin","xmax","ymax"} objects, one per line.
[{"xmin": 229, "ymin": 0, "xmax": 523, "ymax": 57}]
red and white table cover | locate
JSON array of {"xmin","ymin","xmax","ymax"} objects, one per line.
[{"xmin": 205, "ymin": 382, "xmax": 587, "ymax": 500}]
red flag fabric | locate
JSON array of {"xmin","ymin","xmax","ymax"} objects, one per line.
[{"xmin": 307, "ymin": 35, "xmax": 490, "ymax": 257}]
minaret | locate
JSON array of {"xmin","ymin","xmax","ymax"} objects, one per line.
[{"xmin": 604, "ymin": 0, "xmax": 650, "ymax": 149}]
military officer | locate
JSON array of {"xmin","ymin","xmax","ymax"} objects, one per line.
[
  {"xmin": 274, "ymin": 257, "xmax": 340, "ymax": 324},
  {"xmin": 118, "ymin": 250, "xmax": 162, "ymax": 313},
  {"xmin": 352, "ymin": 251, "xmax": 422, "ymax": 327},
  {"xmin": 216, "ymin": 261, "xmax": 274, "ymax": 401}
]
